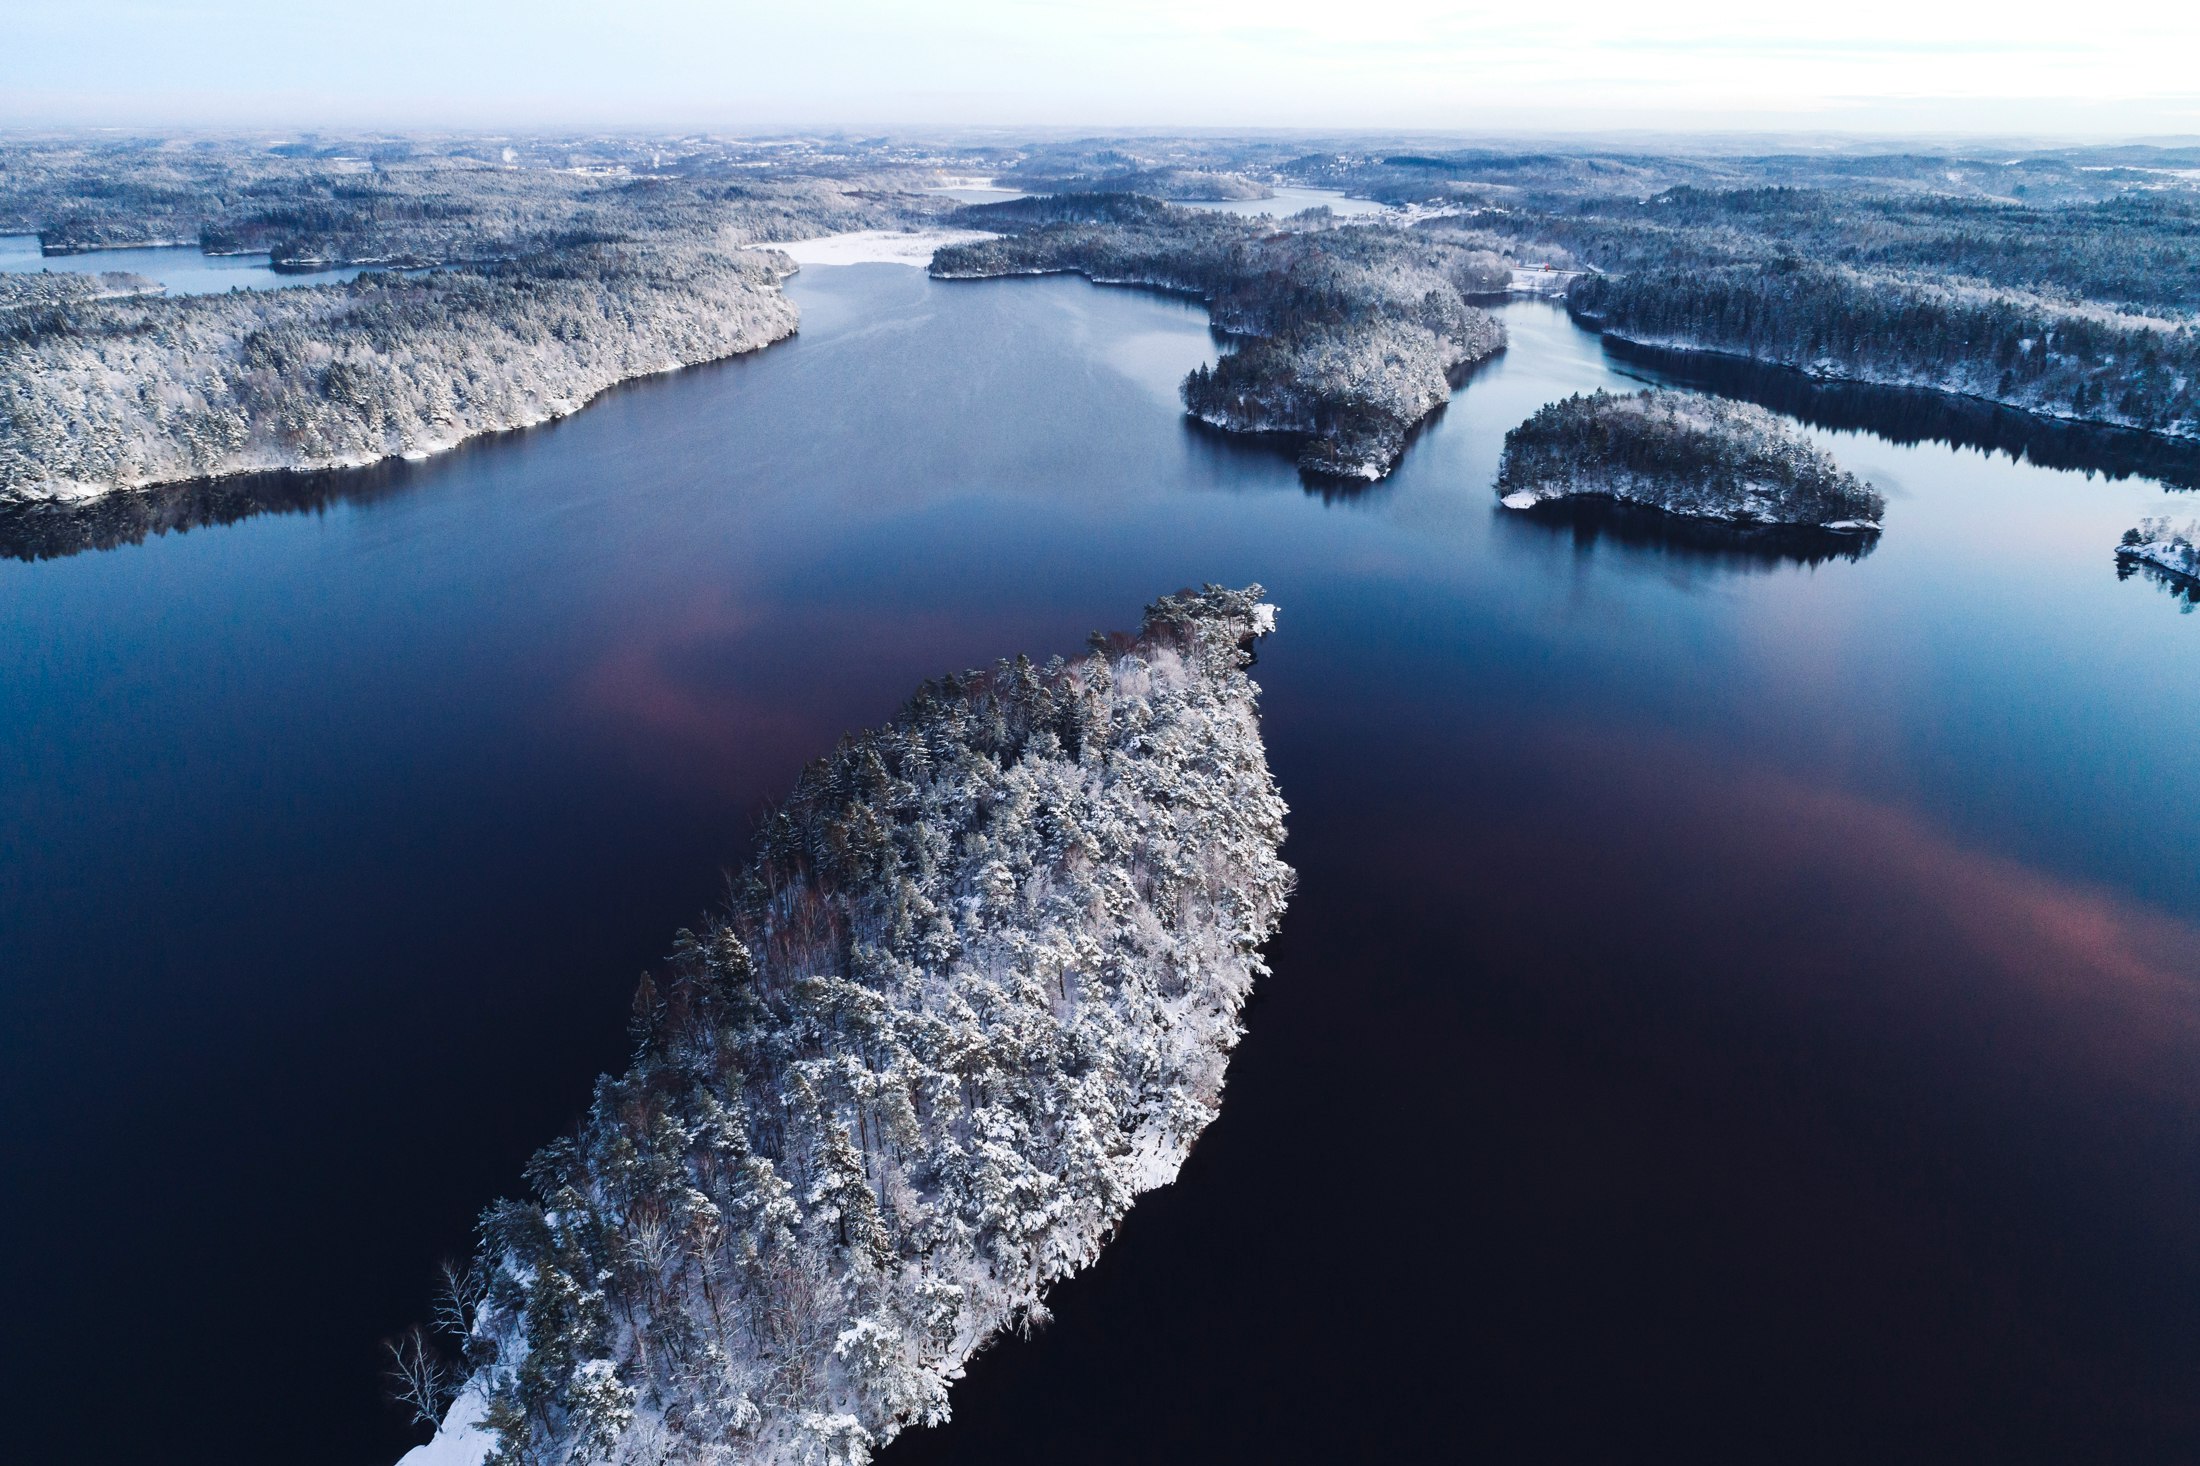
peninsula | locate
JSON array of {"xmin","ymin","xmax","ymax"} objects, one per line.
[
  {"xmin": 0, "ymin": 138, "xmax": 934, "ymax": 505},
  {"xmin": 930, "ymin": 195, "xmax": 1507, "ymax": 480}
]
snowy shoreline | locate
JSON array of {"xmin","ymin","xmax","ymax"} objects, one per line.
[
  {"xmin": 1, "ymin": 251, "xmax": 800, "ymax": 510},
  {"xmin": 2117, "ymin": 520, "xmax": 2200, "ymax": 587},
  {"xmin": 0, "ymin": 329, "xmax": 796, "ymax": 511},
  {"xmin": 1587, "ymin": 323, "xmax": 2200, "ymax": 449}
]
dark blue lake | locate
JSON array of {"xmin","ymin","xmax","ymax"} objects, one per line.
[{"xmin": 3, "ymin": 264, "xmax": 2197, "ymax": 1464}]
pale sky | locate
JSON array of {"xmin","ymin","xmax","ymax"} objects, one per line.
[{"xmin": 2, "ymin": 0, "xmax": 2193, "ymax": 139}]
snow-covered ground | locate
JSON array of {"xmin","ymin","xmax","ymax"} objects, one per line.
[
  {"xmin": 924, "ymin": 179, "xmax": 1029, "ymax": 205},
  {"xmin": 2118, "ymin": 520, "xmax": 2200, "ymax": 583},
  {"xmin": 1510, "ymin": 267, "xmax": 1583, "ymax": 295},
  {"xmin": 763, "ymin": 229, "xmax": 998, "ymax": 268},
  {"xmin": 396, "ymin": 1389, "xmax": 489, "ymax": 1466}
]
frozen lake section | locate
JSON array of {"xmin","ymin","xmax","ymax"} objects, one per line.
[
  {"xmin": 0, "ymin": 233, "xmax": 372, "ymax": 295},
  {"xmin": 764, "ymin": 228, "xmax": 999, "ymax": 267},
  {"xmin": 925, "ymin": 180, "xmax": 1031, "ymax": 205}
]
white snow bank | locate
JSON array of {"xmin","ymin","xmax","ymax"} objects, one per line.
[
  {"xmin": 395, "ymin": 1388, "xmax": 491, "ymax": 1466},
  {"xmin": 762, "ymin": 229, "xmax": 997, "ymax": 268}
]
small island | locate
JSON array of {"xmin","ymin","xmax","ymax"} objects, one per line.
[
  {"xmin": 1496, "ymin": 388, "xmax": 1885, "ymax": 530},
  {"xmin": 2118, "ymin": 518, "xmax": 2200, "ymax": 588}
]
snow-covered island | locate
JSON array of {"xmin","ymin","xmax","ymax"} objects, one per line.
[
  {"xmin": 1496, "ymin": 389, "xmax": 1886, "ymax": 530},
  {"xmin": 398, "ymin": 587, "xmax": 1293, "ymax": 1466},
  {"xmin": 930, "ymin": 195, "xmax": 1507, "ymax": 481},
  {"xmin": 2117, "ymin": 518, "xmax": 2200, "ymax": 588}
]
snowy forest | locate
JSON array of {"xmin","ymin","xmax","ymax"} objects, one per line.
[
  {"xmin": 1497, "ymin": 388, "xmax": 1885, "ymax": 530},
  {"xmin": 0, "ymin": 136, "xmax": 936, "ymax": 259},
  {"xmin": 931, "ymin": 195, "xmax": 1508, "ymax": 479},
  {"xmin": 2, "ymin": 244, "xmax": 799, "ymax": 499},
  {"xmin": 404, "ymin": 587, "xmax": 1292, "ymax": 1466},
  {"xmin": 1383, "ymin": 164, "xmax": 2200, "ymax": 441},
  {"xmin": 0, "ymin": 138, "xmax": 938, "ymax": 503},
  {"xmin": 1566, "ymin": 263, "xmax": 2200, "ymax": 441},
  {"xmin": 930, "ymin": 137, "xmax": 2200, "ymax": 449},
  {"xmin": 10, "ymin": 132, "xmax": 2199, "ymax": 507}
]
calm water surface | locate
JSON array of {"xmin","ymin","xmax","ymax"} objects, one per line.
[
  {"xmin": 3, "ymin": 267, "xmax": 2197, "ymax": 1465},
  {"xmin": 0, "ymin": 232, "xmax": 373, "ymax": 293}
]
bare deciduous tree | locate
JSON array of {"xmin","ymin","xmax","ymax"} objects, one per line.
[
  {"xmin": 432, "ymin": 1257, "xmax": 483, "ymax": 1345},
  {"xmin": 385, "ymin": 1325, "xmax": 455, "ymax": 1432}
]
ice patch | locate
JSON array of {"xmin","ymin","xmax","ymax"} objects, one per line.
[{"xmin": 762, "ymin": 229, "xmax": 998, "ymax": 268}]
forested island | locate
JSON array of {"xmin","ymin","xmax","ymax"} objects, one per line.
[
  {"xmin": 393, "ymin": 586, "xmax": 1291, "ymax": 1466},
  {"xmin": 931, "ymin": 195, "xmax": 1507, "ymax": 479},
  {"xmin": 1497, "ymin": 388, "xmax": 1885, "ymax": 530}
]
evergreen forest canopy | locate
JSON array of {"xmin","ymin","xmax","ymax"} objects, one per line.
[
  {"xmin": 1, "ymin": 244, "xmax": 801, "ymax": 498},
  {"xmin": 415, "ymin": 587, "xmax": 1291, "ymax": 1466}
]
